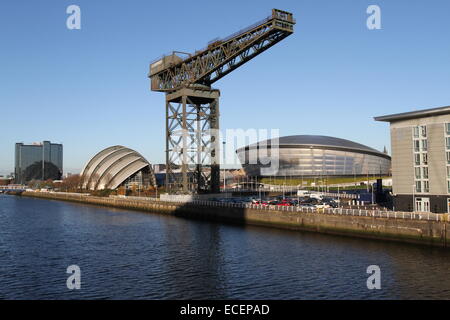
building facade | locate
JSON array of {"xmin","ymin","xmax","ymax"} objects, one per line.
[
  {"xmin": 15, "ymin": 141, "xmax": 63, "ymax": 184},
  {"xmin": 80, "ymin": 145, "xmax": 157, "ymax": 190},
  {"xmin": 375, "ymin": 106, "xmax": 450, "ymax": 213},
  {"xmin": 236, "ymin": 135, "xmax": 391, "ymax": 178}
]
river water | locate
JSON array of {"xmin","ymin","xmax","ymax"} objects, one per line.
[{"xmin": 0, "ymin": 195, "xmax": 449, "ymax": 299}]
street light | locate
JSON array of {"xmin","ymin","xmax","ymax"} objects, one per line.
[
  {"xmin": 371, "ymin": 181, "xmax": 374, "ymax": 205},
  {"xmin": 222, "ymin": 141, "xmax": 226, "ymax": 193},
  {"xmin": 338, "ymin": 186, "xmax": 341, "ymax": 208}
]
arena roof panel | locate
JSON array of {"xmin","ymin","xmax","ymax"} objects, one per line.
[{"xmin": 239, "ymin": 135, "xmax": 382, "ymax": 152}]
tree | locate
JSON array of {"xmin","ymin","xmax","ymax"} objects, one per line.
[
  {"xmin": 61, "ymin": 174, "xmax": 82, "ymax": 192},
  {"xmin": 23, "ymin": 161, "xmax": 62, "ymax": 182}
]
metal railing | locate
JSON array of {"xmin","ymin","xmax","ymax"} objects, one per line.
[{"xmin": 152, "ymin": 198, "xmax": 448, "ymax": 222}]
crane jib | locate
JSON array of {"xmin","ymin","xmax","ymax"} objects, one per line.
[{"xmin": 149, "ymin": 9, "xmax": 295, "ymax": 92}]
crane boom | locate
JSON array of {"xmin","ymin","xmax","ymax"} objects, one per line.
[{"xmin": 149, "ymin": 9, "xmax": 295, "ymax": 92}]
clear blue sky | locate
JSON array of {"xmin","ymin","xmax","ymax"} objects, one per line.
[{"xmin": 1, "ymin": 0, "xmax": 450, "ymax": 175}]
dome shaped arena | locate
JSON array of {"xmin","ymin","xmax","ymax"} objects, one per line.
[
  {"xmin": 80, "ymin": 146, "xmax": 156, "ymax": 190},
  {"xmin": 236, "ymin": 135, "xmax": 391, "ymax": 177}
]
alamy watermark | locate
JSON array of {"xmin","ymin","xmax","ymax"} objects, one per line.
[
  {"xmin": 66, "ymin": 5, "xmax": 81, "ymax": 30},
  {"xmin": 367, "ymin": 5, "xmax": 381, "ymax": 30},
  {"xmin": 366, "ymin": 265, "xmax": 381, "ymax": 290},
  {"xmin": 66, "ymin": 264, "xmax": 81, "ymax": 290},
  {"xmin": 168, "ymin": 128, "xmax": 280, "ymax": 175}
]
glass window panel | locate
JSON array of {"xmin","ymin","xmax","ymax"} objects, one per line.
[
  {"xmin": 422, "ymin": 153, "xmax": 428, "ymax": 165},
  {"xmin": 416, "ymin": 181, "xmax": 421, "ymax": 193},
  {"xmin": 415, "ymin": 167, "xmax": 421, "ymax": 179},
  {"xmin": 414, "ymin": 140, "xmax": 420, "ymax": 152},
  {"xmin": 421, "ymin": 139, "xmax": 427, "ymax": 151},
  {"xmin": 415, "ymin": 154, "xmax": 420, "ymax": 165},
  {"xmin": 423, "ymin": 167, "xmax": 428, "ymax": 179},
  {"xmin": 424, "ymin": 181, "xmax": 429, "ymax": 193},
  {"xmin": 421, "ymin": 125, "xmax": 427, "ymax": 137}
]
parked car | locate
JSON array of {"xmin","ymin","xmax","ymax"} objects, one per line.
[
  {"xmin": 277, "ymin": 202, "xmax": 293, "ymax": 206},
  {"xmin": 300, "ymin": 203, "xmax": 317, "ymax": 209},
  {"xmin": 303, "ymin": 197, "xmax": 319, "ymax": 204}
]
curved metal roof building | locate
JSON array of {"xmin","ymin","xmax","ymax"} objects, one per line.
[
  {"xmin": 80, "ymin": 146, "xmax": 156, "ymax": 190},
  {"xmin": 238, "ymin": 135, "xmax": 390, "ymax": 158},
  {"xmin": 236, "ymin": 135, "xmax": 391, "ymax": 177}
]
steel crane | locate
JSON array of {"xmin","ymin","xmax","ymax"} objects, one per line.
[{"xmin": 149, "ymin": 9, "xmax": 295, "ymax": 194}]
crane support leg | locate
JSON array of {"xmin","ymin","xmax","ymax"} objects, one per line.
[{"xmin": 165, "ymin": 86, "xmax": 220, "ymax": 194}]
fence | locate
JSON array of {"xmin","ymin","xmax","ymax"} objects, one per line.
[{"xmin": 152, "ymin": 198, "xmax": 448, "ymax": 222}]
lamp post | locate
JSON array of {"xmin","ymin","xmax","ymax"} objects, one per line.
[
  {"xmin": 337, "ymin": 184, "xmax": 340, "ymax": 208},
  {"xmin": 259, "ymin": 182, "xmax": 262, "ymax": 201},
  {"xmin": 222, "ymin": 141, "xmax": 226, "ymax": 193},
  {"xmin": 371, "ymin": 181, "xmax": 374, "ymax": 205}
]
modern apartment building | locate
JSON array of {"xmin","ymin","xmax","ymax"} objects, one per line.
[{"xmin": 375, "ymin": 106, "xmax": 450, "ymax": 213}]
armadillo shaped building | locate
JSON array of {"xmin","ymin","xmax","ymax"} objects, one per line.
[{"xmin": 80, "ymin": 146, "xmax": 156, "ymax": 190}]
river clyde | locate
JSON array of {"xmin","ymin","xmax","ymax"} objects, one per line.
[{"xmin": 0, "ymin": 195, "xmax": 449, "ymax": 299}]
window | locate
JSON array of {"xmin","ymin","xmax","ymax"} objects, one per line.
[
  {"xmin": 416, "ymin": 181, "xmax": 422, "ymax": 193},
  {"xmin": 446, "ymin": 123, "xmax": 450, "ymax": 135},
  {"xmin": 448, "ymin": 180, "xmax": 450, "ymax": 193},
  {"xmin": 415, "ymin": 167, "xmax": 421, "ymax": 179},
  {"xmin": 421, "ymin": 139, "xmax": 427, "ymax": 151},
  {"xmin": 423, "ymin": 181, "xmax": 429, "ymax": 193},
  {"xmin": 415, "ymin": 154, "xmax": 421, "ymax": 165},
  {"xmin": 413, "ymin": 126, "xmax": 419, "ymax": 138},
  {"xmin": 416, "ymin": 197, "xmax": 430, "ymax": 212},
  {"xmin": 447, "ymin": 166, "xmax": 450, "ymax": 178},
  {"xmin": 422, "ymin": 153, "xmax": 428, "ymax": 165},
  {"xmin": 414, "ymin": 140, "xmax": 420, "ymax": 152},
  {"xmin": 447, "ymin": 137, "xmax": 450, "ymax": 150},
  {"xmin": 421, "ymin": 125, "xmax": 427, "ymax": 137},
  {"xmin": 447, "ymin": 152, "xmax": 450, "ymax": 165},
  {"xmin": 423, "ymin": 167, "xmax": 429, "ymax": 179}
]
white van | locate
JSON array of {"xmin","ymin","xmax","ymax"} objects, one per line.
[
  {"xmin": 297, "ymin": 190, "xmax": 310, "ymax": 196},
  {"xmin": 309, "ymin": 193, "xmax": 323, "ymax": 200}
]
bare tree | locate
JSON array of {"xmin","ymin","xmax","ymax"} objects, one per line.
[{"xmin": 61, "ymin": 174, "xmax": 82, "ymax": 192}]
